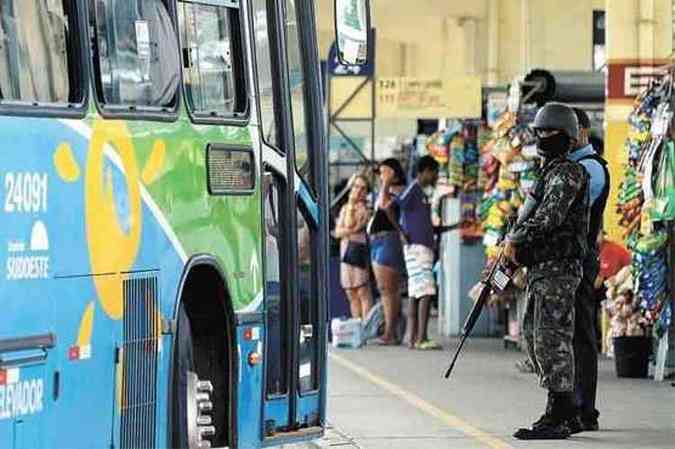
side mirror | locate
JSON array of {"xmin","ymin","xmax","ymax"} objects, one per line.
[{"xmin": 334, "ymin": 0, "xmax": 371, "ymax": 66}]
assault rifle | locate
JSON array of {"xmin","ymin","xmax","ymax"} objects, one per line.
[{"xmin": 444, "ymin": 248, "xmax": 514, "ymax": 379}]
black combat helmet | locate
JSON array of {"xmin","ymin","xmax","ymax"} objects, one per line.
[{"xmin": 532, "ymin": 102, "xmax": 579, "ymax": 141}]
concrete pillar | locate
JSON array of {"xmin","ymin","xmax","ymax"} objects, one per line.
[
  {"xmin": 402, "ymin": 42, "xmax": 419, "ymax": 77},
  {"xmin": 437, "ymin": 198, "xmax": 496, "ymax": 338},
  {"xmin": 398, "ymin": 42, "xmax": 407, "ymax": 76},
  {"xmin": 440, "ymin": 16, "xmax": 481, "ymax": 77},
  {"xmin": 521, "ymin": 0, "xmax": 531, "ymax": 74},
  {"xmin": 638, "ymin": 0, "xmax": 657, "ymax": 61},
  {"xmin": 487, "ymin": 0, "xmax": 500, "ymax": 86},
  {"xmin": 604, "ymin": 0, "xmax": 672, "ymax": 242},
  {"xmin": 461, "ymin": 17, "xmax": 479, "ymax": 76}
]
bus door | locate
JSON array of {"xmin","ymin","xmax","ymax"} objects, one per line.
[{"xmin": 252, "ymin": 0, "xmax": 326, "ymax": 443}]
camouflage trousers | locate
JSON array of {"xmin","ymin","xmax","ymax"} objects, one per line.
[{"xmin": 522, "ymin": 274, "xmax": 580, "ymax": 392}]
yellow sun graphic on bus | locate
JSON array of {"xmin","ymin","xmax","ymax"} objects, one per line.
[
  {"xmin": 53, "ymin": 121, "xmax": 167, "ymax": 320},
  {"xmin": 54, "ymin": 143, "xmax": 81, "ymax": 182},
  {"xmin": 84, "ymin": 120, "xmax": 143, "ymax": 320},
  {"xmin": 85, "ymin": 120, "xmax": 143, "ymax": 320},
  {"xmin": 142, "ymin": 140, "xmax": 167, "ymax": 185}
]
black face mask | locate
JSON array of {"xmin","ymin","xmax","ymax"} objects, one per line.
[{"xmin": 536, "ymin": 133, "xmax": 570, "ymax": 159}]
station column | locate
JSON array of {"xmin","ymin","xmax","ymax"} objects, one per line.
[{"xmin": 604, "ymin": 0, "xmax": 672, "ymax": 241}]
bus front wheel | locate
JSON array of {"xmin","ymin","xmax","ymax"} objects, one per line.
[{"xmin": 173, "ymin": 304, "xmax": 216, "ymax": 449}]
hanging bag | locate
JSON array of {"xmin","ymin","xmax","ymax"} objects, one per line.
[
  {"xmin": 339, "ymin": 200, "xmax": 371, "ymax": 269},
  {"xmin": 342, "ymin": 240, "xmax": 369, "ymax": 268}
]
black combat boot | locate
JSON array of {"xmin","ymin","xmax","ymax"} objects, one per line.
[
  {"xmin": 566, "ymin": 414, "xmax": 584, "ymax": 434},
  {"xmin": 529, "ymin": 391, "xmax": 554, "ymax": 429},
  {"xmin": 579, "ymin": 408, "xmax": 600, "ymax": 431},
  {"xmin": 560, "ymin": 392, "xmax": 583, "ymax": 434},
  {"xmin": 532, "ymin": 402, "xmax": 582, "ymax": 434},
  {"xmin": 513, "ymin": 392, "xmax": 571, "ymax": 440},
  {"xmin": 581, "ymin": 416, "xmax": 599, "ymax": 431},
  {"xmin": 538, "ymin": 392, "xmax": 582, "ymax": 434}
]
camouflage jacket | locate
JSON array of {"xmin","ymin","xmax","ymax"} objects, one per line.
[{"xmin": 507, "ymin": 156, "xmax": 590, "ymax": 278}]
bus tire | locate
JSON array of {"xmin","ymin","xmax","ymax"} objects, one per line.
[
  {"xmin": 173, "ymin": 303, "xmax": 218, "ymax": 449},
  {"xmin": 172, "ymin": 303, "xmax": 195, "ymax": 449}
]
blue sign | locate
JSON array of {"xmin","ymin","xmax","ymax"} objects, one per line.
[{"xmin": 327, "ymin": 29, "xmax": 375, "ymax": 77}]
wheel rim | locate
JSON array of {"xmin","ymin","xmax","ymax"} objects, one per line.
[{"xmin": 186, "ymin": 371, "xmax": 216, "ymax": 449}]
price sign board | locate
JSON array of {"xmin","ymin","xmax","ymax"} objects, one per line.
[{"xmin": 377, "ymin": 77, "xmax": 481, "ymax": 119}]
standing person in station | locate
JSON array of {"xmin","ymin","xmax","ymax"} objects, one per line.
[
  {"xmin": 569, "ymin": 108, "xmax": 610, "ymax": 432},
  {"xmin": 335, "ymin": 174, "xmax": 374, "ymax": 320},
  {"xmin": 368, "ymin": 158, "xmax": 407, "ymax": 345},
  {"xmin": 398, "ymin": 156, "xmax": 442, "ymax": 350},
  {"xmin": 503, "ymin": 103, "xmax": 590, "ymax": 440},
  {"xmin": 597, "ymin": 231, "xmax": 632, "ymax": 282}
]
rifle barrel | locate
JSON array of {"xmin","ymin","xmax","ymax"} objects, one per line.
[
  {"xmin": 443, "ymin": 249, "xmax": 506, "ymax": 380},
  {"xmin": 443, "ymin": 334, "xmax": 468, "ymax": 379}
]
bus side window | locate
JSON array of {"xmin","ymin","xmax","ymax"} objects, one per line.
[
  {"xmin": 0, "ymin": 0, "xmax": 83, "ymax": 106},
  {"xmin": 177, "ymin": 1, "xmax": 246, "ymax": 118},
  {"xmin": 89, "ymin": 0, "xmax": 180, "ymax": 109}
]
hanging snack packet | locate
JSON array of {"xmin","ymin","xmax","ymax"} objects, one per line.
[{"xmin": 651, "ymin": 140, "xmax": 675, "ymax": 221}]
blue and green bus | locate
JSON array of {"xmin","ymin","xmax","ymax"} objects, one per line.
[{"xmin": 0, "ymin": 0, "xmax": 370, "ymax": 448}]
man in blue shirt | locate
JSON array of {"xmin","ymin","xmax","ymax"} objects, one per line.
[
  {"xmin": 569, "ymin": 108, "xmax": 610, "ymax": 432},
  {"xmin": 397, "ymin": 156, "xmax": 441, "ymax": 350}
]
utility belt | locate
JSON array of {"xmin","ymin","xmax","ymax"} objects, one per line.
[{"xmin": 517, "ymin": 234, "xmax": 588, "ymax": 268}]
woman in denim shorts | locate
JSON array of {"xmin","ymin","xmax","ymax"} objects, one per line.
[{"xmin": 368, "ymin": 158, "xmax": 407, "ymax": 345}]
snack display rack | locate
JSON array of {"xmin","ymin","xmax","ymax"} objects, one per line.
[{"xmin": 613, "ymin": 71, "xmax": 675, "ymax": 379}]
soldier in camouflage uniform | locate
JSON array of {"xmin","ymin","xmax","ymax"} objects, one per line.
[{"xmin": 503, "ymin": 103, "xmax": 590, "ymax": 440}]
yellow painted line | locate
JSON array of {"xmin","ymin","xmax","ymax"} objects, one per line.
[{"xmin": 329, "ymin": 351, "xmax": 516, "ymax": 449}]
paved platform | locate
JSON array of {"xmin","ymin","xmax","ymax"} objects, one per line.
[{"xmin": 308, "ymin": 335, "xmax": 674, "ymax": 449}]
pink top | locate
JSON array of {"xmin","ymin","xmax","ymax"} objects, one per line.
[{"xmin": 336, "ymin": 201, "xmax": 370, "ymax": 244}]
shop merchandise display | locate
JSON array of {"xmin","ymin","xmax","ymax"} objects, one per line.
[
  {"xmin": 426, "ymin": 130, "xmax": 454, "ymax": 227},
  {"xmin": 604, "ymin": 266, "xmax": 646, "ymax": 344},
  {"xmin": 478, "ymin": 112, "xmax": 539, "ymax": 261},
  {"xmin": 477, "ymin": 123, "xmax": 494, "ymax": 190},
  {"xmin": 616, "ymin": 76, "xmax": 675, "ymax": 339},
  {"xmin": 426, "ymin": 129, "xmax": 451, "ymax": 165},
  {"xmin": 426, "ymin": 121, "xmax": 483, "ymax": 239},
  {"xmin": 471, "ymin": 110, "xmax": 539, "ymax": 343},
  {"xmin": 448, "ymin": 125, "xmax": 480, "ymax": 192}
]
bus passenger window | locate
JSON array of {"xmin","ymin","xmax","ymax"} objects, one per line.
[
  {"xmin": 89, "ymin": 0, "xmax": 180, "ymax": 109},
  {"xmin": 0, "ymin": 0, "xmax": 82, "ymax": 105},
  {"xmin": 177, "ymin": 2, "xmax": 245, "ymax": 117}
]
